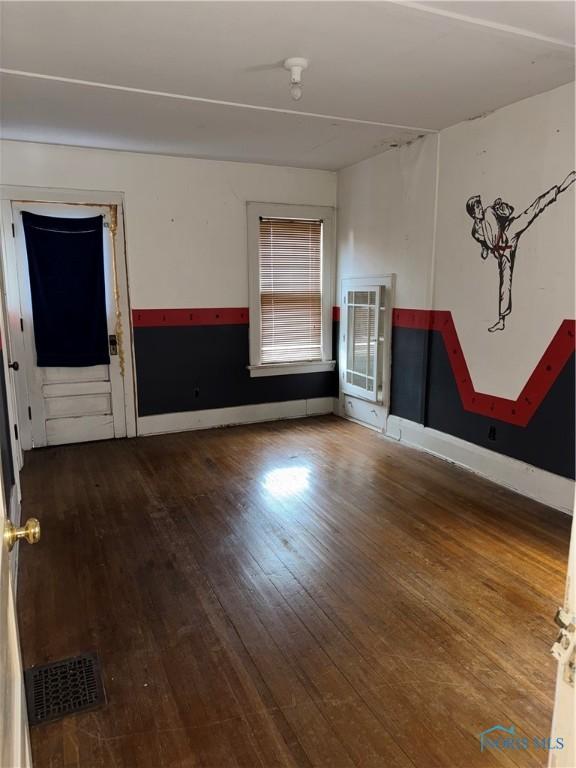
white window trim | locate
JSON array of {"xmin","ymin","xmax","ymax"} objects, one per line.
[
  {"xmin": 340, "ymin": 275, "xmax": 396, "ymax": 406},
  {"xmin": 247, "ymin": 202, "xmax": 335, "ymax": 378}
]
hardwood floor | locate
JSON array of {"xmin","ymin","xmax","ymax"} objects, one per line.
[{"xmin": 17, "ymin": 415, "xmax": 570, "ymax": 768}]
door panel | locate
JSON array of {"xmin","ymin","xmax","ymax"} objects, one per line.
[
  {"xmin": 44, "ymin": 393, "xmax": 112, "ymax": 419},
  {"xmin": 46, "ymin": 413, "xmax": 114, "ymax": 445},
  {"xmin": 43, "ymin": 380, "xmax": 112, "ymax": 397},
  {"xmin": 42, "ymin": 364, "xmax": 109, "ymax": 384},
  {"xmin": 11, "ymin": 203, "xmax": 126, "ymax": 447},
  {"xmin": 41, "ymin": 363, "xmax": 114, "ymax": 443}
]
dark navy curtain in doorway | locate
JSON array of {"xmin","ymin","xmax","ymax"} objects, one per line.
[{"xmin": 22, "ymin": 212, "xmax": 111, "ymax": 367}]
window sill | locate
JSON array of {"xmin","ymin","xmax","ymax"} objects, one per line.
[{"xmin": 248, "ymin": 361, "xmax": 336, "ymax": 378}]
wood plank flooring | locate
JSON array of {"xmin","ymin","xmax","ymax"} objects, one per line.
[{"xmin": 17, "ymin": 416, "xmax": 571, "ymax": 767}]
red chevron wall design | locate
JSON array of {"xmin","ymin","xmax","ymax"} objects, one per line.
[
  {"xmin": 393, "ymin": 309, "xmax": 575, "ymax": 427},
  {"xmin": 131, "ymin": 306, "xmax": 574, "ymax": 427}
]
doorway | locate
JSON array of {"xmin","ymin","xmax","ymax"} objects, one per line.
[{"xmin": 0, "ymin": 189, "xmax": 137, "ymax": 450}]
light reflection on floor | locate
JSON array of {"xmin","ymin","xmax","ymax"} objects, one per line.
[{"xmin": 261, "ymin": 466, "xmax": 310, "ymax": 498}]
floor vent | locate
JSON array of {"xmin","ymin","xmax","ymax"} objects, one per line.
[{"xmin": 24, "ymin": 652, "xmax": 106, "ymax": 726}]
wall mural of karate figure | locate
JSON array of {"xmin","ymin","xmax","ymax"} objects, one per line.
[{"xmin": 466, "ymin": 170, "xmax": 575, "ymax": 332}]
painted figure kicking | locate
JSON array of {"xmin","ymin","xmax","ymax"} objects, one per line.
[{"xmin": 466, "ymin": 170, "xmax": 575, "ymax": 332}]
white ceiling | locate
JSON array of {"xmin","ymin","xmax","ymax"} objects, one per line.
[
  {"xmin": 0, "ymin": 1, "xmax": 574, "ymax": 170},
  {"xmin": 424, "ymin": 1, "xmax": 575, "ymax": 45}
]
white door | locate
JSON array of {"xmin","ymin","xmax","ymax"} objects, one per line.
[
  {"xmin": 0, "ymin": 487, "xmax": 33, "ymax": 768},
  {"xmin": 0, "ymin": 525, "xmax": 31, "ymax": 768},
  {"xmin": 10, "ymin": 203, "xmax": 126, "ymax": 447},
  {"xmin": 0, "ymin": 343, "xmax": 32, "ymax": 766},
  {"xmin": 0, "ymin": 226, "xmax": 31, "ymax": 763},
  {"xmin": 549, "ymin": 511, "xmax": 576, "ymax": 767}
]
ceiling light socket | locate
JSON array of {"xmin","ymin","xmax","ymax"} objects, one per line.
[{"xmin": 283, "ymin": 57, "xmax": 309, "ymax": 101}]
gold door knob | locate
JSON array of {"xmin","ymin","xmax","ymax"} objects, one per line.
[{"xmin": 4, "ymin": 518, "xmax": 41, "ymax": 552}]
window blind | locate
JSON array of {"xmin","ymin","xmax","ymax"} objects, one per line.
[{"xmin": 258, "ymin": 217, "xmax": 323, "ymax": 364}]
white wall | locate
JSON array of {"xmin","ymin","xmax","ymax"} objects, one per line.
[
  {"xmin": 435, "ymin": 84, "xmax": 575, "ymax": 399},
  {"xmin": 336, "ymin": 82, "xmax": 575, "ymax": 511},
  {"xmin": 337, "ymin": 81, "xmax": 574, "ymax": 395},
  {"xmin": 336, "ymin": 131, "xmax": 438, "ymax": 430},
  {"xmin": 0, "ymin": 141, "xmax": 336, "ymax": 309},
  {"xmin": 337, "ymin": 133, "xmax": 438, "ymax": 310},
  {"xmin": 338, "ymin": 82, "xmax": 574, "ymax": 339}
]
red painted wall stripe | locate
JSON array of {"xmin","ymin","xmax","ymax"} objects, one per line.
[
  {"xmin": 131, "ymin": 305, "xmax": 574, "ymax": 427},
  {"xmin": 132, "ymin": 307, "xmax": 342, "ymax": 327},
  {"xmin": 132, "ymin": 308, "xmax": 249, "ymax": 327},
  {"xmin": 393, "ymin": 308, "xmax": 575, "ymax": 427}
]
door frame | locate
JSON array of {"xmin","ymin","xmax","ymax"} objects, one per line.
[
  {"xmin": 0, "ymin": 186, "xmax": 137, "ymax": 449},
  {"xmin": 0, "ymin": 238, "xmax": 24, "ymax": 579}
]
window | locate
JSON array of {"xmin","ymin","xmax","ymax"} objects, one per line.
[
  {"xmin": 341, "ymin": 277, "xmax": 394, "ymax": 404},
  {"xmin": 247, "ymin": 203, "xmax": 335, "ymax": 377},
  {"xmin": 259, "ymin": 217, "xmax": 322, "ymax": 364}
]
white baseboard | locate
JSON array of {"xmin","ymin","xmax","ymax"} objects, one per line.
[
  {"xmin": 137, "ymin": 397, "xmax": 336, "ymax": 437},
  {"xmin": 385, "ymin": 415, "xmax": 575, "ymax": 515}
]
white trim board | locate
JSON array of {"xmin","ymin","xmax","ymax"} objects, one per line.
[
  {"xmin": 385, "ymin": 415, "xmax": 575, "ymax": 516},
  {"xmin": 138, "ymin": 397, "xmax": 336, "ymax": 437}
]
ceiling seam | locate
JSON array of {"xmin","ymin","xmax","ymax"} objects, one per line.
[
  {"xmin": 0, "ymin": 68, "xmax": 439, "ymax": 135},
  {"xmin": 396, "ymin": 1, "xmax": 575, "ymax": 49}
]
